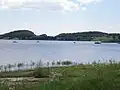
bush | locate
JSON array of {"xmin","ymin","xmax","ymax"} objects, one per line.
[
  {"xmin": 62, "ymin": 61, "xmax": 72, "ymax": 65},
  {"xmin": 57, "ymin": 61, "xmax": 61, "ymax": 65},
  {"xmin": 33, "ymin": 68, "xmax": 49, "ymax": 78}
]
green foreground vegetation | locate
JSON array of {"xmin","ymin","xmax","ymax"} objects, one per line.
[{"xmin": 0, "ymin": 61, "xmax": 120, "ymax": 90}]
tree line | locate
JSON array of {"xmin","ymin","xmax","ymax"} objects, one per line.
[{"xmin": 1, "ymin": 30, "xmax": 120, "ymax": 42}]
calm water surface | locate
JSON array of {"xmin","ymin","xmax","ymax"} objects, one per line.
[{"xmin": 0, "ymin": 40, "xmax": 120, "ymax": 65}]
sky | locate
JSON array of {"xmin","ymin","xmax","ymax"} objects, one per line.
[{"xmin": 0, "ymin": 0, "xmax": 120, "ymax": 35}]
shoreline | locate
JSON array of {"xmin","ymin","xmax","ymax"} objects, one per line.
[
  {"xmin": 0, "ymin": 61, "xmax": 120, "ymax": 90},
  {"xmin": 1, "ymin": 39, "xmax": 120, "ymax": 44}
]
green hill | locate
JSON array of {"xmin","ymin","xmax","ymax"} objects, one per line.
[
  {"xmin": 0, "ymin": 30, "xmax": 35, "ymax": 40},
  {"xmin": 0, "ymin": 30, "xmax": 120, "ymax": 43},
  {"xmin": 55, "ymin": 31, "xmax": 108, "ymax": 41}
]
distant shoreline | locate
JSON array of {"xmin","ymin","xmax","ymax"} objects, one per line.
[
  {"xmin": 0, "ymin": 30, "xmax": 120, "ymax": 43},
  {"xmin": 1, "ymin": 39, "xmax": 120, "ymax": 44}
]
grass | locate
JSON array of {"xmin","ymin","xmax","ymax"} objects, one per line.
[
  {"xmin": 0, "ymin": 70, "xmax": 33, "ymax": 78},
  {"xmin": 1, "ymin": 62, "xmax": 120, "ymax": 90}
]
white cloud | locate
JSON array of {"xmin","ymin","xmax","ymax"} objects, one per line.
[{"xmin": 0, "ymin": 0, "xmax": 103, "ymax": 11}]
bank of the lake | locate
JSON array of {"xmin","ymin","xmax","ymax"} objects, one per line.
[{"xmin": 0, "ymin": 60, "xmax": 120, "ymax": 90}]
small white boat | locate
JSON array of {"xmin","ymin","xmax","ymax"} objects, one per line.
[
  {"xmin": 13, "ymin": 41, "xmax": 18, "ymax": 43},
  {"xmin": 37, "ymin": 41, "xmax": 39, "ymax": 43},
  {"xmin": 94, "ymin": 41, "xmax": 101, "ymax": 44}
]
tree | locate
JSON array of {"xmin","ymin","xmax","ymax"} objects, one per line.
[
  {"xmin": 13, "ymin": 63, "xmax": 17, "ymax": 71},
  {"xmin": 62, "ymin": 61, "xmax": 72, "ymax": 66},
  {"xmin": 52, "ymin": 61, "xmax": 55, "ymax": 66},
  {"xmin": 57, "ymin": 61, "xmax": 61, "ymax": 65},
  {"xmin": 118, "ymin": 36, "xmax": 120, "ymax": 40},
  {"xmin": 36, "ymin": 60, "xmax": 43, "ymax": 68},
  {"xmin": 7, "ymin": 64, "xmax": 12, "ymax": 72},
  {"xmin": 112, "ymin": 35, "xmax": 116, "ymax": 40},
  {"xmin": 4, "ymin": 66, "xmax": 7, "ymax": 72},
  {"xmin": 31, "ymin": 61, "xmax": 35, "ymax": 69},
  {"xmin": 0, "ymin": 65, "xmax": 3, "ymax": 72},
  {"xmin": 17, "ymin": 63, "xmax": 24, "ymax": 71},
  {"xmin": 47, "ymin": 62, "xmax": 50, "ymax": 74}
]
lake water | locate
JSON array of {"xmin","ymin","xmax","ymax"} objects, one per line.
[{"xmin": 0, "ymin": 40, "xmax": 120, "ymax": 65}]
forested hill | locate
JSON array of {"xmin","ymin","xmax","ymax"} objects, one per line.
[
  {"xmin": 56, "ymin": 31, "xmax": 108, "ymax": 41},
  {"xmin": 0, "ymin": 30, "xmax": 35, "ymax": 40},
  {"xmin": 0, "ymin": 30, "xmax": 120, "ymax": 42}
]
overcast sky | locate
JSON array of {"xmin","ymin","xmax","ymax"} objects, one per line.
[{"xmin": 0, "ymin": 0, "xmax": 119, "ymax": 35}]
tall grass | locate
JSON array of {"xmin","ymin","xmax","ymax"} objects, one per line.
[{"xmin": 0, "ymin": 60, "xmax": 120, "ymax": 90}]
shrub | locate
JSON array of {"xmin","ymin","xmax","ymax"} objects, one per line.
[
  {"xmin": 33, "ymin": 68, "xmax": 49, "ymax": 78},
  {"xmin": 62, "ymin": 61, "xmax": 72, "ymax": 65},
  {"xmin": 57, "ymin": 61, "xmax": 61, "ymax": 65}
]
